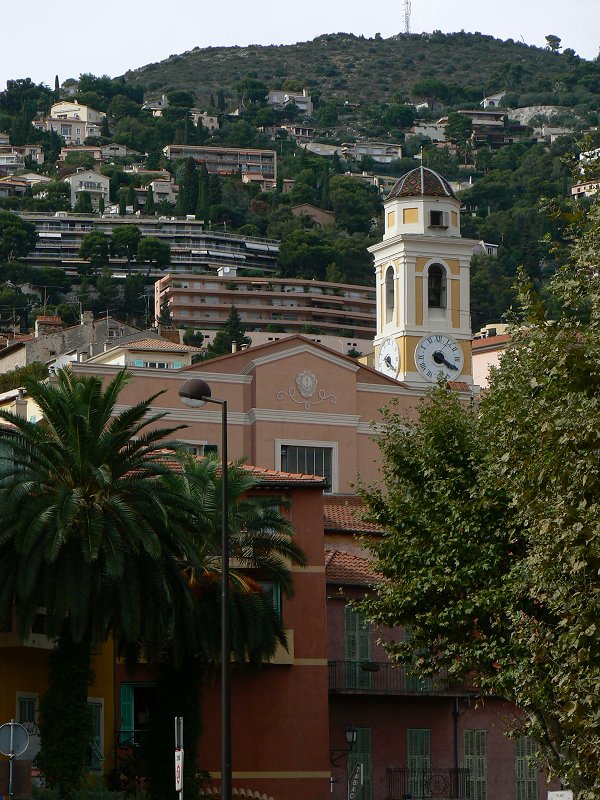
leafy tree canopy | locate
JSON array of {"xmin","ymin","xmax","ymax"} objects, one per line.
[{"xmin": 0, "ymin": 211, "xmax": 38, "ymax": 264}]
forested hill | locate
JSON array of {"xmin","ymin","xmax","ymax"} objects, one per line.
[{"xmin": 123, "ymin": 31, "xmax": 592, "ymax": 109}]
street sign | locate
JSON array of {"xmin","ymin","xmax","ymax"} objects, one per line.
[
  {"xmin": 0, "ymin": 722, "xmax": 29, "ymax": 757},
  {"xmin": 175, "ymin": 749, "xmax": 184, "ymax": 792},
  {"xmin": 548, "ymin": 793, "xmax": 573, "ymax": 800},
  {"xmin": 348, "ymin": 763, "xmax": 363, "ymax": 800}
]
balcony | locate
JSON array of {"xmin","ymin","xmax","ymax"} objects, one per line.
[
  {"xmin": 387, "ymin": 767, "xmax": 471, "ymax": 800},
  {"xmin": 328, "ymin": 661, "xmax": 475, "ymax": 696}
]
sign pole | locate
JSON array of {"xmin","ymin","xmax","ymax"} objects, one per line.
[{"xmin": 174, "ymin": 717, "xmax": 184, "ymax": 800}]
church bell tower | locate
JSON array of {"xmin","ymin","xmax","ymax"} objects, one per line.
[{"xmin": 369, "ymin": 166, "xmax": 478, "ymax": 387}]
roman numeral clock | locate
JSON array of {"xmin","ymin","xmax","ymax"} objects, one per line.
[{"xmin": 368, "ymin": 166, "xmax": 478, "ymax": 387}]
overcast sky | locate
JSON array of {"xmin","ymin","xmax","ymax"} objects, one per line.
[{"xmin": 1, "ymin": 0, "xmax": 599, "ymax": 90}]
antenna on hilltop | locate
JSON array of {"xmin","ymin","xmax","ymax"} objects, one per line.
[{"xmin": 404, "ymin": 0, "xmax": 411, "ymax": 34}]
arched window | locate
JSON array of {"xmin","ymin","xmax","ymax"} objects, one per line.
[
  {"xmin": 428, "ymin": 264, "xmax": 446, "ymax": 308},
  {"xmin": 385, "ymin": 266, "xmax": 394, "ymax": 323}
]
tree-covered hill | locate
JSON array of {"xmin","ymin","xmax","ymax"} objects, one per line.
[{"xmin": 123, "ymin": 30, "xmax": 598, "ymax": 113}]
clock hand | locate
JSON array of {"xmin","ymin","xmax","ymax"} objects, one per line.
[
  {"xmin": 432, "ymin": 351, "xmax": 458, "ymax": 370},
  {"xmin": 384, "ymin": 355, "xmax": 393, "ymax": 369}
]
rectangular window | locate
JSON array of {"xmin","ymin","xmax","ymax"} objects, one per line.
[
  {"xmin": 515, "ymin": 737, "xmax": 537, "ymax": 800},
  {"xmin": 407, "ymin": 729, "xmax": 431, "ymax": 798},
  {"xmin": 18, "ymin": 696, "xmax": 37, "ymax": 725},
  {"xmin": 87, "ymin": 701, "xmax": 103, "ymax": 771},
  {"xmin": 387, "ymin": 210, "xmax": 396, "ymax": 228},
  {"xmin": 464, "ymin": 730, "xmax": 487, "ymax": 800},
  {"xmin": 280, "ymin": 443, "xmax": 333, "ymax": 492},
  {"xmin": 403, "ymin": 207, "xmax": 418, "ymax": 224},
  {"xmin": 348, "ymin": 727, "xmax": 372, "ymax": 800},
  {"xmin": 257, "ymin": 580, "xmax": 282, "ymax": 621},
  {"xmin": 120, "ymin": 684, "xmax": 156, "ymax": 747}
]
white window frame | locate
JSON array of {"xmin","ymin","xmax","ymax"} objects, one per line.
[{"xmin": 275, "ymin": 438, "xmax": 338, "ymax": 493}]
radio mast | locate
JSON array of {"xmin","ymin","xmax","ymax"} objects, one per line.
[{"xmin": 404, "ymin": 0, "xmax": 411, "ymax": 33}]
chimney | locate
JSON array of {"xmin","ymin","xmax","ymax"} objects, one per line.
[
  {"xmin": 231, "ymin": 342, "xmax": 238, "ymax": 353},
  {"xmin": 14, "ymin": 388, "xmax": 27, "ymax": 419},
  {"xmin": 35, "ymin": 315, "xmax": 64, "ymax": 338},
  {"xmin": 80, "ymin": 310, "xmax": 94, "ymax": 326}
]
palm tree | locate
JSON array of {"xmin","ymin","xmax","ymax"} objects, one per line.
[
  {"xmin": 0, "ymin": 368, "xmax": 201, "ymax": 797},
  {"xmin": 138, "ymin": 455, "xmax": 307, "ymax": 800}
]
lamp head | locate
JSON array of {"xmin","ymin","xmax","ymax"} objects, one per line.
[
  {"xmin": 345, "ymin": 725, "xmax": 358, "ymax": 748},
  {"xmin": 179, "ymin": 377, "xmax": 212, "ymax": 408}
]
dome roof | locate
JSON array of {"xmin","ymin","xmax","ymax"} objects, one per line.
[{"xmin": 386, "ymin": 166, "xmax": 456, "ymax": 200}]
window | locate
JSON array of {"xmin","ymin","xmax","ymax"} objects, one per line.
[
  {"xmin": 119, "ymin": 684, "xmax": 156, "ymax": 747},
  {"xmin": 180, "ymin": 443, "xmax": 218, "ymax": 457},
  {"xmin": 429, "ymin": 209, "xmax": 448, "ymax": 228},
  {"xmin": 258, "ymin": 580, "xmax": 282, "ymax": 620},
  {"xmin": 348, "ymin": 727, "xmax": 372, "ymax": 800},
  {"xmin": 427, "ymin": 264, "xmax": 446, "ymax": 309},
  {"xmin": 407, "ymin": 729, "xmax": 431, "ymax": 798},
  {"xmin": 279, "ymin": 442, "xmax": 335, "ymax": 492},
  {"xmin": 464, "ymin": 730, "xmax": 487, "ymax": 800},
  {"xmin": 515, "ymin": 737, "xmax": 538, "ymax": 800},
  {"xmin": 87, "ymin": 700, "xmax": 103, "ymax": 770},
  {"xmin": 385, "ymin": 265, "xmax": 394, "ymax": 323}
]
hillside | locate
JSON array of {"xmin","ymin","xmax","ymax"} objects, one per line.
[{"xmin": 123, "ymin": 31, "xmax": 588, "ymax": 110}]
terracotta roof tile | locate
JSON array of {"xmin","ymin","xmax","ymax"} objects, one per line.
[
  {"xmin": 127, "ymin": 338, "xmax": 201, "ymax": 352},
  {"xmin": 387, "ymin": 166, "xmax": 456, "ymax": 200},
  {"xmin": 446, "ymin": 381, "xmax": 472, "ymax": 392},
  {"xmin": 471, "ymin": 334, "xmax": 511, "ymax": 350},
  {"xmin": 240, "ymin": 464, "xmax": 327, "ymax": 486},
  {"xmin": 323, "ymin": 495, "xmax": 384, "ymax": 534},
  {"xmin": 325, "ymin": 548, "xmax": 382, "ymax": 585}
]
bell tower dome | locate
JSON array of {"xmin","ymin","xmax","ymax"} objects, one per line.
[{"xmin": 369, "ymin": 166, "xmax": 478, "ymax": 387}]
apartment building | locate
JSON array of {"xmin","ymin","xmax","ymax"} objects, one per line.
[
  {"xmin": 154, "ymin": 273, "xmax": 376, "ymax": 338},
  {"xmin": 16, "ymin": 212, "xmax": 280, "ymax": 276},
  {"xmin": 162, "ymin": 144, "xmax": 277, "ymax": 180},
  {"xmin": 33, "ymin": 102, "xmax": 105, "ymax": 145}
]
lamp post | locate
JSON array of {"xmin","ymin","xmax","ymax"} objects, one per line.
[
  {"xmin": 330, "ymin": 725, "xmax": 358, "ymax": 766},
  {"xmin": 179, "ymin": 377, "xmax": 231, "ymax": 800}
]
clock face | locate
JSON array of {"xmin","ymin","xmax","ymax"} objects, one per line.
[
  {"xmin": 377, "ymin": 337, "xmax": 400, "ymax": 378},
  {"xmin": 415, "ymin": 334, "xmax": 464, "ymax": 382}
]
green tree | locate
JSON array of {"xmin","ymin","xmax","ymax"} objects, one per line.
[
  {"xmin": 175, "ymin": 157, "xmax": 199, "ymax": 216},
  {"xmin": 236, "ymin": 78, "xmax": 268, "ymax": 106},
  {"xmin": 137, "ymin": 237, "xmax": 171, "ymax": 275},
  {"xmin": 73, "ymin": 190, "xmax": 93, "ymax": 213},
  {"xmin": 545, "ymin": 34, "xmax": 562, "ymax": 52},
  {"xmin": 202, "ymin": 305, "xmax": 250, "ymax": 359},
  {"xmin": 444, "ymin": 111, "xmax": 473, "ymax": 146},
  {"xmin": 0, "ymin": 212, "xmax": 38, "ymax": 263},
  {"xmin": 329, "ymin": 175, "xmax": 381, "ymax": 234},
  {"xmin": 145, "ymin": 185, "xmax": 156, "ymax": 214},
  {"xmin": 111, "ymin": 224, "xmax": 141, "ymax": 269},
  {"xmin": 412, "ymin": 78, "xmax": 450, "ymax": 105},
  {"xmin": 65, "ymin": 152, "xmax": 96, "ymax": 170},
  {"xmin": 0, "ymin": 369, "xmax": 201, "ymax": 797},
  {"xmin": 79, "ymin": 230, "xmax": 110, "ymax": 274},
  {"xmin": 360, "ymin": 201, "xmax": 600, "ymax": 796}
]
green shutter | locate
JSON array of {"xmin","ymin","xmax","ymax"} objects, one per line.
[
  {"xmin": 464, "ymin": 730, "xmax": 487, "ymax": 800},
  {"xmin": 345, "ymin": 605, "xmax": 371, "ymax": 689},
  {"xmin": 172, "ymin": 361, "xmax": 183, "ymax": 369},
  {"xmin": 515, "ymin": 737, "xmax": 537, "ymax": 800},
  {"xmin": 408, "ymin": 729, "xmax": 431, "ymax": 797},
  {"xmin": 348, "ymin": 727, "xmax": 372, "ymax": 800},
  {"xmin": 120, "ymin": 684, "xmax": 134, "ymax": 746}
]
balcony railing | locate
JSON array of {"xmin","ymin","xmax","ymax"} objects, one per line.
[
  {"xmin": 328, "ymin": 661, "xmax": 475, "ymax": 695},
  {"xmin": 387, "ymin": 767, "xmax": 471, "ymax": 800}
]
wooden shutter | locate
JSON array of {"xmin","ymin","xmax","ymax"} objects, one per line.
[
  {"xmin": 515, "ymin": 737, "xmax": 537, "ymax": 800},
  {"xmin": 345, "ymin": 605, "xmax": 371, "ymax": 689},
  {"xmin": 408, "ymin": 728, "xmax": 431, "ymax": 798},
  {"xmin": 464, "ymin": 730, "xmax": 487, "ymax": 800},
  {"xmin": 120, "ymin": 684, "xmax": 134, "ymax": 746}
]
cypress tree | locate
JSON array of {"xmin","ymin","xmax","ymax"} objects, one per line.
[
  {"xmin": 196, "ymin": 164, "xmax": 209, "ymax": 221},
  {"xmin": 54, "ymin": 75, "xmax": 60, "ymax": 101},
  {"xmin": 145, "ymin": 186, "xmax": 156, "ymax": 215},
  {"xmin": 217, "ymin": 89, "xmax": 226, "ymax": 111}
]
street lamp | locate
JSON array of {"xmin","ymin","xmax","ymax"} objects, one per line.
[
  {"xmin": 330, "ymin": 725, "xmax": 358, "ymax": 766},
  {"xmin": 179, "ymin": 377, "xmax": 231, "ymax": 800}
]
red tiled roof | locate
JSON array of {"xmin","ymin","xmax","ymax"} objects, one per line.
[
  {"xmin": 387, "ymin": 166, "xmax": 456, "ymax": 199},
  {"xmin": 126, "ymin": 338, "xmax": 202, "ymax": 352},
  {"xmin": 36, "ymin": 315, "xmax": 63, "ymax": 324},
  {"xmin": 240, "ymin": 464, "xmax": 327, "ymax": 486},
  {"xmin": 471, "ymin": 334, "xmax": 511, "ymax": 351},
  {"xmin": 325, "ymin": 548, "xmax": 382, "ymax": 585},
  {"xmin": 446, "ymin": 381, "xmax": 472, "ymax": 392},
  {"xmin": 323, "ymin": 495, "xmax": 384, "ymax": 534}
]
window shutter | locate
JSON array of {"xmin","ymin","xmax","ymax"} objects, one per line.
[
  {"xmin": 348, "ymin": 727, "xmax": 372, "ymax": 800},
  {"xmin": 120, "ymin": 684, "xmax": 134, "ymax": 745}
]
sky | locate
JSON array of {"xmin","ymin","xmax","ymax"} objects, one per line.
[{"xmin": 1, "ymin": 0, "xmax": 599, "ymax": 90}]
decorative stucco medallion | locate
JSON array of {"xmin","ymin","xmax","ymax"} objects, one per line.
[{"xmin": 277, "ymin": 370, "xmax": 337, "ymax": 410}]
